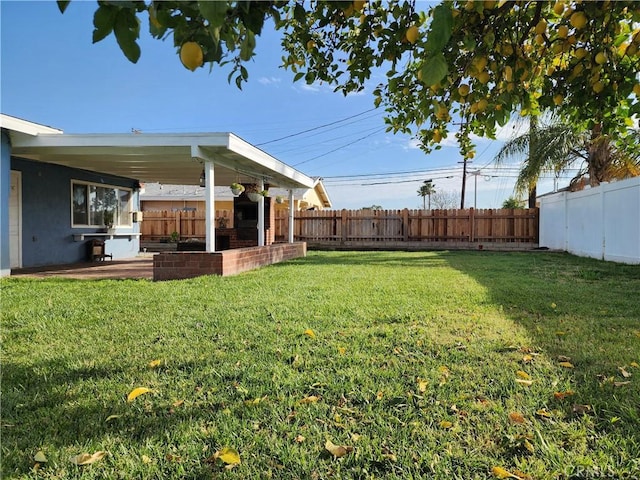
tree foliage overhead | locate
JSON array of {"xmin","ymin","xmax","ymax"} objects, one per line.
[{"xmin": 59, "ymin": 1, "xmax": 640, "ymax": 158}]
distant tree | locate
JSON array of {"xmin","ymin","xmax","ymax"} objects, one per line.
[
  {"xmin": 417, "ymin": 180, "xmax": 435, "ymax": 209},
  {"xmin": 430, "ymin": 190, "xmax": 460, "ymax": 210},
  {"xmin": 502, "ymin": 196, "xmax": 525, "ymax": 209},
  {"xmin": 363, "ymin": 204, "xmax": 383, "ymax": 210}
]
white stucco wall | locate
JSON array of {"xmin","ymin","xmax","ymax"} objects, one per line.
[{"xmin": 539, "ymin": 177, "xmax": 640, "ymax": 264}]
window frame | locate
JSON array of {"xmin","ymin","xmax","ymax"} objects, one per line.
[{"xmin": 70, "ymin": 180, "xmax": 133, "ymax": 228}]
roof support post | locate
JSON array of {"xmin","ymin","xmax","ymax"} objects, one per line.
[
  {"xmin": 257, "ymin": 178, "xmax": 265, "ymax": 246},
  {"xmin": 288, "ymin": 189, "xmax": 295, "ymax": 243},
  {"xmin": 204, "ymin": 161, "xmax": 215, "ymax": 252}
]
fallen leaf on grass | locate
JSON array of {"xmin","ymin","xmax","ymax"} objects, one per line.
[
  {"xmin": 417, "ymin": 378, "xmax": 429, "ymax": 393},
  {"xmin": 303, "ymin": 329, "xmax": 315, "ymax": 338},
  {"xmin": 572, "ymin": 404, "xmax": 592, "ymax": 415},
  {"xmin": 508, "ymin": 412, "xmax": 526, "ymax": 424},
  {"xmin": 535, "ymin": 409, "xmax": 553, "ymax": 418},
  {"xmin": 439, "ymin": 420, "xmax": 453, "ymax": 429},
  {"xmin": 172, "ymin": 399, "xmax": 184, "ymax": 407},
  {"xmin": 325, "ymin": 439, "xmax": 353, "ymax": 458},
  {"xmin": 492, "ymin": 466, "xmax": 523, "ymax": 479},
  {"xmin": 148, "ymin": 359, "xmax": 162, "ymax": 368},
  {"xmin": 34, "ymin": 451, "xmax": 47, "ymax": 463},
  {"xmin": 553, "ymin": 390, "xmax": 574, "ymax": 400},
  {"xmin": 522, "ymin": 354, "xmax": 534, "ymax": 363},
  {"xmin": 295, "ymin": 435, "xmax": 305, "ymax": 443},
  {"xmin": 516, "ymin": 370, "xmax": 530, "ymax": 380},
  {"xmin": 299, "ymin": 395, "xmax": 320, "ymax": 404},
  {"xmin": 142, "ymin": 455, "xmax": 152, "ymax": 464},
  {"xmin": 557, "ymin": 355, "xmax": 572, "ymax": 362},
  {"xmin": 614, "ymin": 381, "xmax": 631, "ymax": 387},
  {"xmin": 69, "ymin": 451, "xmax": 107, "ymax": 466},
  {"xmin": 618, "ymin": 367, "xmax": 632, "ymax": 378},
  {"xmin": 558, "ymin": 361, "xmax": 574, "ymax": 369},
  {"xmin": 105, "ymin": 414, "xmax": 122, "ymax": 422},
  {"xmin": 214, "ymin": 447, "xmax": 241, "ymax": 466},
  {"xmin": 337, "ymin": 347, "xmax": 346, "ymax": 355},
  {"xmin": 630, "ymin": 362, "xmax": 639, "ymax": 368},
  {"xmin": 515, "ymin": 379, "xmax": 533, "ymax": 386},
  {"xmin": 127, "ymin": 387, "xmax": 152, "ymax": 403},
  {"xmin": 244, "ymin": 396, "xmax": 267, "ymax": 406}
]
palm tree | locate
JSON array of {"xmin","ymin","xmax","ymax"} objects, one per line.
[
  {"xmin": 495, "ymin": 116, "xmax": 639, "ymax": 206},
  {"xmin": 418, "ymin": 180, "xmax": 435, "ymax": 209}
]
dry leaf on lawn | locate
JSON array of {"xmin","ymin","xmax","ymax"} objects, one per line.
[
  {"xmin": 34, "ymin": 451, "xmax": 47, "ymax": 463},
  {"xmin": 439, "ymin": 420, "xmax": 453, "ymax": 429},
  {"xmin": 516, "ymin": 370, "xmax": 530, "ymax": 379},
  {"xmin": 553, "ymin": 390, "xmax": 574, "ymax": 400},
  {"xmin": 148, "ymin": 359, "xmax": 162, "ymax": 368},
  {"xmin": 299, "ymin": 395, "xmax": 320, "ymax": 404},
  {"xmin": 618, "ymin": 367, "xmax": 632, "ymax": 378},
  {"xmin": 515, "ymin": 378, "xmax": 533, "ymax": 386},
  {"xmin": 559, "ymin": 361, "xmax": 574, "ymax": 369},
  {"xmin": 214, "ymin": 447, "xmax": 241, "ymax": 465},
  {"xmin": 325, "ymin": 439, "xmax": 353, "ymax": 458},
  {"xmin": 127, "ymin": 387, "xmax": 152, "ymax": 402},
  {"xmin": 492, "ymin": 465, "xmax": 523, "ymax": 479},
  {"xmin": 70, "ymin": 451, "xmax": 107, "ymax": 466},
  {"xmin": 508, "ymin": 412, "xmax": 526, "ymax": 424},
  {"xmin": 303, "ymin": 329, "xmax": 315, "ymax": 338}
]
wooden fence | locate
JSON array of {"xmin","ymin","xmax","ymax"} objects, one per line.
[
  {"xmin": 141, "ymin": 208, "xmax": 538, "ymax": 247},
  {"xmin": 140, "ymin": 210, "xmax": 231, "ymax": 241},
  {"xmin": 273, "ymin": 208, "xmax": 539, "ymax": 246}
]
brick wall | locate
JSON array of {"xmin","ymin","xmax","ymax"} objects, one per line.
[{"xmin": 153, "ymin": 242, "xmax": 306, "ymax": 280}]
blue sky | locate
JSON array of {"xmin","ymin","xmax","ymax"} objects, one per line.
[{"xmin": 1, "ymin": 1, "xmax": 568, "ymax": 209}]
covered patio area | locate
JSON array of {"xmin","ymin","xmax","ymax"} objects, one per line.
[{"xmin": 11, "ymin": 256, "xmax": 154, "ymax": 280}]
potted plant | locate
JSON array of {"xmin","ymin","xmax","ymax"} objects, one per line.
[
  {"xmin": 103, "ymin": 211, "xmax": 115, "ymax": 233},
  {"xmin": 230, "ymin": 182, "xmax": 245, "ymax": 196},
  {"xmin": 244, "ymin": 183, "xmax": 267, "ymax": 202}
]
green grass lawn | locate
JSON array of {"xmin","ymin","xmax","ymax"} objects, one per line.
[{"xmin": 1, "ymin": 251, "xmax": 639, "ymax": 479}]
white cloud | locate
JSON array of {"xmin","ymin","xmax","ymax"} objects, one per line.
[{"xmin": 258, "ymin": 76, "xmax": 282, "ymax": 85}]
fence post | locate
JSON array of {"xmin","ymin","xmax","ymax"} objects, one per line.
[
  {"xmin": 402, "ymin": 209, "xmax": 409, "ymax": 242},
  {"xmin": 174, "ymin": 211, "xmax": 181, "ymax": 240},
  {"xmin": 469, "ymin": 207, "xmax": 475, "ymax": 242},
  {"xmin": 341, "ymin": 209, "xmax": 348, "ymax": 243}
]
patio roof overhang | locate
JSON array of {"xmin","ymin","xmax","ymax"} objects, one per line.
[{"xmin": 9, "ymin": 131, "xmax": 314, "ymax": 189}]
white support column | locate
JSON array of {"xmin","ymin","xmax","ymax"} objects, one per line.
[
  {"xmin": 257, "ymin": 178, "xmax": 265, "ymax": 246},
  {"xmin": 204, "ymin": 161, "xmax": 215, "ymax": 252},
  {"xmin": 288, "ymin": 189, "xmax": 295, "ymax": 243}
]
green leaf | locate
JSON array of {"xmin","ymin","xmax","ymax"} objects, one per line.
[
  {"xmin": 242, "ymin": 5, "xmax": 267, "ymax": 35},
  {"xmin": 239, "ymin": 31, "xmax": 256, "ymax": 62},
  {"xmin": 420, "ymin": 53, "xmax": 448, "ymax": 86},
  {"xmin": 92, "ymin": 5, "xmax": 118, "ymax": 44},
  {"xmin": 294, "ymin": 3, "xmax": 306, "ymax": 23},
  {"xmin": 57, "ymin": 0, "xmax": 70, "ymax": 14},
  {"xmin": 198, "ymin": 1, "xmax": 228, "ymax": 29},
  {"xmin": 427, "ymin": 4, "xmax": 453, "ymax": 52},
  {"xmin": 113, "ymin": 9, "xmax": 141, "ymax": 63}
]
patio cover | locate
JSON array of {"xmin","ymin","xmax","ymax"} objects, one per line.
[{"xmin": 9, "ymin": 131, "xmax": 314, "ymax": 189}]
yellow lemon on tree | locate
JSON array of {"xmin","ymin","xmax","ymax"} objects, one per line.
[
  {"xmin": 433, "ymin": 129, "xmax": 442, "ymax": 143},
  {"xmin": 477, "ymin": 71, "xmax": 490, "ymax": 84},
  {"xmin": 553, "ymin": 94, "xmax": 563, "ymax": 105},
  {"xmin": 595, "ymin": 52, "xmax": 607, "ymax": 64},
  {"xmin": 569, "ymin": 11, "xmax": 587, "ymax": 29},
  {"xmin": 180, "ymin": 42, "xmax": 203, "ymax": 71},
  {"xmin": 535, "ymin": 19, "xmax": 547, "ymax": 35},
  {"xmin": 458, "ymin": 83, "xmax": 470, "ymax": 97},
  {"xmin": 557, "ymin": 25, "xmax": 569, "ymax": 39},
  {"xmin": 553, "ymin": 1, "xmax": 564, "ymax": 15},
  {"xmin": 592, "ymin": 81, "xmax": 604, "ymax": 93},
  {"xmin": 405, "ymin": 25, "xmax": 419, "ymax": 45},
  {"xmin": 633, "ymin": 84, "xmax": 640, "ymax": 96}
]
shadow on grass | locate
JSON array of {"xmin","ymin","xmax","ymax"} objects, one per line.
[{"xmin": 440, "ymin": 251, "xmax": 640, "ymax": 442}]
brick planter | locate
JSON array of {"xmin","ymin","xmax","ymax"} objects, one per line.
[{"xmin": 153, "ymin": 242, "xmax": 306, "ymax": 281}]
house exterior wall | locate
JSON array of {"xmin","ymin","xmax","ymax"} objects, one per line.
[
  {"xmin": 10, "ymin": 157, "xmax": 141, "ymax": 268},
  {"xmin": 539, "ymin": 177, "xmax": 640, "ymax": 264},
  {"xmin": 1, "ymin": 130, "xmax": 11, "ymax": 276}
]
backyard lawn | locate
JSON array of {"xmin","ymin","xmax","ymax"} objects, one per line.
[{"xmin": 1, "ymin": 251, "xmax": 639, "ymax": 479}]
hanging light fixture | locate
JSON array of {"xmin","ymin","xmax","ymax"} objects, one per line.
[{"xmin": 199, "ymin": 169, "xmax": 206, "ymax": 187}]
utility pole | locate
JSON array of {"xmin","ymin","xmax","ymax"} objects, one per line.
[
  {"xmin": 458, "ymin": 159, "xmax": 472, "ymax": 209},
  {"xmin": 470, "ymin": 170, "xmax": 481, "ymax": 209}
]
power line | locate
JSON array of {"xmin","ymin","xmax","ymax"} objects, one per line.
[
  {"xmin": 292, "ymin": 127, "xmax": 386, "ymax": 167},
  {"xmin": 256, "ymin": 108, "xmax": 378, "ymax": 146}
]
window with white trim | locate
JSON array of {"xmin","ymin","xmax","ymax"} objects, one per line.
[{"xmin": 71, "ymin": 181, "xmax": 132, "ymax": 227}]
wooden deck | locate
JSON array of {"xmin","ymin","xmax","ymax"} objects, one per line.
[{"xmin": 10, "ymin": 256, "xmax": 154, "ymax": 280}]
